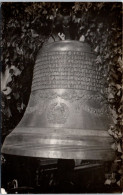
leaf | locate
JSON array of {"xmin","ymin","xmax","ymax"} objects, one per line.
[
  {"xmin": 117, "ymin": 143, "xmax": 122, "ymax": 153},
  {"xmin": 117, "ymin": 90, "xmax": 121, "ymax": 96},
  {"xmin": 108, "ymin": 129, "xmax": 113, "ymax": 136},
  {"xmin": 94, "ymin": 46, "xmax": 99, "ymax": 53},
  {"xmin": 31, "ymin": 29, "xmax": 39, "ymax": 38},
  {"xmin": 118, "ymin": 168, "xmax": 123, "ymax": 174},
  {"xmin": 6, "ymin": 96, "xmax": 11, "ymax": 100},
  {"xmin": 13, "ymin": 92, "xmax": 20, "ymax": 100},
  {"xmin": 1, "ymin": 66, "xmax": 11, "ymax": 91},
  {"xmin": 17, "ymin": 105, "xmax": 21, "ymax": 112},
  {"xmin": 118, "ymin": 56, "xmax": 123, "ymax": 67},
  {"xmin": 49, "ymin": 15, "xmax": 54, "ymax": 20},
  {"xmin": 7, "ymin": 107, "xmax": 12, "ymax": 118},
  {"xmin": 104, "ymin": 179, "xmax": 111, "ymax": 185},
  {"xmin": 10, "ymin": 66, "xmax": 22, "ymax": 76},
  {"xmin": 95, "ymin": 55, "xmax": 102, "ymax": 64},
  {"xmin": 21, "ymin": 102, "xmax": 25, "ymax": 110},
  {"xmin": 2, "ymin": 87, "xmax": 12, "ymax": 95},
  {"xmin": 117, "ymin": 180, "xmax": 120, "ymax": 186},
  {"xmin": 112, "ymin": 109, "xmax": 117, "ymax": 119},
  {"xmin": 108, "ymin": 93, "xmax": 114, "ymax": 99},
  {"xmin": 118, "ymin": 131, "xmax": 122, "ymax": 138},
  {"xmin": 42, "ymin": 9, "xmax": 47, "ymax": 15},
  {"xmin": 58, "ymin": 33, "xmax": 65, "ymax": 40},
  {"xmin": 111, "ymin": 178, "xmax": 116, "ymax": 184},
  {"xmin": 79, "ymin": 35, "xmax": 85, "ymax": 42},
  {"xmin": 6, "ymin": 75, "xmax": 12, "ymax": 84},
  {"xmin": 116, "ymin": 84, "xmax": 121, "ymax": 90},
  {"xmin": 111, "ymin": 143, "xmax": 117, "ymax": 151}
]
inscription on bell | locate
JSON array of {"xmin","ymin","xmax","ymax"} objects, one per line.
[{"xmin": 32, "ymin": 51, "xmax": 103, "ymax": 92}]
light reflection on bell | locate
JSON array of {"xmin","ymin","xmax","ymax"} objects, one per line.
[{"xmin": 2, "ymin": 41, "xmax": 114, "ymax": 160}]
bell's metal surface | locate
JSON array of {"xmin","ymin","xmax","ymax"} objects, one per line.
[{"xmin": 2, "ymin": 41, "xmax": 114, "ymax": 160}]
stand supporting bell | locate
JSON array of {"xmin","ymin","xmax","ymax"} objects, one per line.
[{"xmin": 2, "ymin": 41, "xmax": 114, "ymax": 160}]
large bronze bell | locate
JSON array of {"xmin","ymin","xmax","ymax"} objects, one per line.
[{"xmin": 2, "ymin": 41, "xmax": 114, "ymax": 160}]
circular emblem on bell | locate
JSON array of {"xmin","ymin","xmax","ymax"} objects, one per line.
[{"xmin": 47, "ymin": 102, "xmax": 69, "ymax": 124}]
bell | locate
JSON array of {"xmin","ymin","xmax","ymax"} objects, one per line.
[{"xmin": 2, "ymin": 41, "xmax": 114, "ymax": 160}]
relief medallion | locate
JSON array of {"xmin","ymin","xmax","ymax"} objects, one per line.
[{"xmin": 47, "ymin": 102, "xmax": 69, "ymax": 124}]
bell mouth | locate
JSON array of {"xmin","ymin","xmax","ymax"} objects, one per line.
[{"xmin": 2, "ymin": 127, "xmax": 114, "ymax": 160}]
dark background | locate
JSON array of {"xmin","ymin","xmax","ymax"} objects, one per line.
[{"xmin": 1, "ymin": 2, "xmax": 122, "ymax": 193}]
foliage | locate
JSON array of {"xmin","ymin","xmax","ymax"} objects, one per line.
[{"xmin": 1, "ymin": 2, "xmax": 122, "ymax": 188}]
